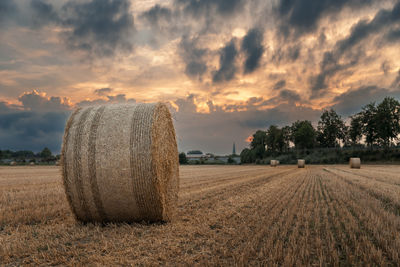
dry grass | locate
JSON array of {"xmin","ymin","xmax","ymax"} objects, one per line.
[{"xmin": 1, "ymin": 165, "xmax": 400, "ymax": 265}]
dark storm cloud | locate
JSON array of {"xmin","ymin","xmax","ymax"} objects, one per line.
[
  {"xmin": 381, "ymin": 61, "xmax": 391, "ymax": 75},
  {"xmin": 27, "ymin": 0, "xmax": 135, "ymax": 57},
  {"xmin": 272, "ymin": 44, "xmax": 301, "ymax": 65},
  {"xmin": 0, "ymin": 92, "xmax": 72, "ymax": 152},
  {"xmin": 60, "ymin": 0, "xmax": 134, "ymax": 57},
  {"xmin": 140, "ymin": 4, "xmax": 172, "ymax": 27},
  {"xmin": 279, "ymin": 89, "xmax": 301, "ymax": 102},
  {"xmin": 336, "ymin": 2, "xmax": 400, "ymax": 54},
  {"xmin": 273, "ymin": 80, "xmax": 286, "ymax": 90},
  {"xmin": 277, "ymin": 0, "xmax": 374, "ymax": 36},
  {"xmin": 241, "ymin": 28, "xmax": 264, "ymax": 74},
  {"xmin": 310, "ymin": 2, "xmax": 400, "ymax": 98},
  {"xmin": 392, "ymin": 69, "xmax": 400, "ymax": 88},
  {"xmin": 30, "ymin": 0, "xmax": 60, "ymax": 27},
  {"xmin": 77, "ymin": 94, "xmax": 136, "ymax": 107},
  {"xmin": 18, "ymin": 91, "xmax": 70, "ymax": 112},
  {"xmin": 213, "ymin": 39, "xmax": 238, "ymax": 83},
  {"xmin": 332, "ymin": 85, "xmax": 400, "ymax": 116},
  {"xmin": 179, "ymin": 36, "xmax": 208, "ymax": 79},
  {"xmin": 175, "ymin": 0, "xmax": 244, "ymax": 17},
  {"xmin": 94, "ymin": 88, "xmax": 113, "ymax": 96},
  {"xmin": 0, "ymin": 0, "xmax": 17, "ymax": 22}
]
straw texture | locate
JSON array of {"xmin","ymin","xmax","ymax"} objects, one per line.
[
  {"xmin": 349, "ymin": 158, "xmax": 361, "ymax": 169},
  {"xmin": 298, "ymin": 159, "xmax": 305, "ymax": 168},
  {"xmin": 61, "ymin": 103, "xmax": 179, "ymax": 223}
]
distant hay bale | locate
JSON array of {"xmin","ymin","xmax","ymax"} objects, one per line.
[
  {"xmin": 10, "ymin": 161, "xmax": 16, "ymax": 166},
  {"xmin": 276, "ymin": 160, "xmax": 280, "ymax": 165},
  {"xmin": 61, "ymin": 103, "xmax": 179, "ymax": 223},
  {"xmin": 55, "ymin": 161, "xmax": 60, "ymax": 166},
  {"xmin": 298, "ymin": 159, "xmax": 305, "ymax": 168},
  {"xmin": 349, "ymin": 158, "xmax": 361, "ymax": 169},
  {"xmin": 29, "ymin": 162, "xmax": 35, "ymax": 166},
  {"xmin": 270, "ymin": 160, "xmax": 278, "ymax": 167}
]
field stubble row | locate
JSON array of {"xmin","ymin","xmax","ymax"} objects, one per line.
[{"xmin": 1, "ymin": 165, "xmax": 400, "ymax": 265}]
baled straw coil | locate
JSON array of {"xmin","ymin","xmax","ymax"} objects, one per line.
[{"xmin": 61, "ymin": 103, "xmax": 179, "ymax": 223}]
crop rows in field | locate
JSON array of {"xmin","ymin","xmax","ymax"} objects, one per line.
[{"xmin": 0, "ymin": 165, "xmax": 400, "ymax": 265}]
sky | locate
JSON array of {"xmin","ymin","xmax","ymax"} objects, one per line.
[{"xmin": 0, "ymin": 0, "xmax": 400, "ymax": 154}]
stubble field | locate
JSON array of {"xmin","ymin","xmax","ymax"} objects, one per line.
[{"xmin": 1, "ymin": 165, "xmax": 400, "ymax": 266}]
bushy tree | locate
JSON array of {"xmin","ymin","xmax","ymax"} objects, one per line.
[
  {"xmin": 360, "ymin": 103, "xmax": 379, "ymax": 147},
  {"xmin": 291, "ymin": 120, "xmax": 316, "ymax": 149},
  {"xmin": 375, "ymin": 97, "xmax": 400, "ymax": 146},
  {"xmin": 317, "ymin": 109, "xmax": 347, "ymax": 147},
  {"xmin": 250, "ymin": 130, "xmax": 267, "ymax": 159},
  {"xmin": 265, "ymin": 125, "xmax": 285, "ymax": 154},
  {"xmin": 179, "ymin": 152, "xmax": 188, "ymax": 164},
  {"xmin": 40, "ymin": 147, "xmax": 52, "ymax": 160},
  {"xmin": 240, "ymin": 148, "xmax": 256, "ymax": 163},
  {"xmin": 349, "ymin": 114, "xmax": 363, "ymax": 146}
]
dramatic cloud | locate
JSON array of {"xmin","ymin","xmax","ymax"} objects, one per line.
[
  {"xmin": 140, "ymin": 4, "xmax": 172, "ymax": 29},
  {"xmin": 277, "ymin": 0, "xmax": 375, "ymax": 36},
  {"xmin": 332, "ymin": 86, "xmax": 400, "ymax": 116},
  {"xmin": 392, "ymin": 69, "xmax": 400, "ymax": 88},
  {"xmin": 179, "ymin": 36, "xmax": 208, "ymax": 79},
  {"xmin": 241, "ymin": 28, "xmax": 264, "ymax": 74},
  {"xmin": 213, "ymin": 39, "xmax": 238, "ymax": 83},
  {"xmin": 310, "ymin": 1, "xmax": 400, "ymax": 98},
  {"xmin": 94, "ymin": 88, "xmax": 113, "ymax": 96},
  {"xmin": 0, "ymin": 0, "xmax": 18, "ymax": 24},
  {"xmin": 77, "ymin": 94, "xmax": 136, "ymax": 107},
  {"xmin": 0, "ymin": 91, "xmax": 71, "ymax": 152},
  {"xmin": 27, "ymin": 0, "xmax": 135, "ymax": 57},
  {"xmin": 61, "ymin": 0, "xmax": 134, "ymax": 56},
  {"xmin": 273, "ymin": 80, "xmax": 286, "ymax": 90},
  {"xmin": 18, "ymin": 90, "xmax": 71, "ymax": 112},
  {"xmin": 175, "ymin": 0, "xmax": 244, "ymax": 17},
  {"xmin": 30, "ymin": 0, "xmax": 60, "ymax": 28}
]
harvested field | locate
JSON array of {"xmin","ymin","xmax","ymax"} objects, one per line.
[{"xmin": 1, "ymin": 165, "xmax": 400, "ymax": 265}]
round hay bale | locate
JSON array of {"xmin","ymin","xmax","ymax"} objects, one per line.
[
  {"xmin": 298, "ymin": 159, "xmax": 305, "ymax": 168},
  {"xmin": 29, "ymin": 162, "xmax": 35, "ymax": 166},
  {"xmin": 10, "ymin": 161, "xmax": 16, "ymax": 166},
  {"xmin": 349, "ymin": 158, "xmax": 361, "ymax": 169},
  {"xmin": 61, "ymin": 103, "xmax": 179, "ymax": 223},
  {"xmin": 270, "ymin": 160, "xmax": 278, "ymax": 167}
]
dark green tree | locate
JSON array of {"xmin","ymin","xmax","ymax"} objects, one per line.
[
  {"xmin": 179, "ymin": 152, "xmax": 188, "ymax": 164},
  {"xmin": 291, "ymin": 120, "xmax": 316, "ymax": 149},
  {"xmin": 360, "ymin": 103, "xmax": 379, "ymax": 147},
  {"xmin": 317, "ymin": 109, "xmax": 347, "ymax": 147},
  {"xmin": 240, "ymin": 148, "xmax": 256, "ymax": 163},
  {"xmin": 375, "ymin": 97, "xmax": 400, "ymax": 146},
  {"xmin": 40, "ymin": 147, "xmax": 53, "ymax": 161},
  {"xmin": 349, "ymin": 114, "xmax": 363, "ymax": 146},
  {"xmin": 250, "ymin": 130, "xmax": 267, "ymax": 159},
  {"xmin": 265, "ymin": 125, "xmax": 285, "ymax": 153},
  {"xmin": 281, "ymin": 126, "xmax": 292, "ymax": 151}
]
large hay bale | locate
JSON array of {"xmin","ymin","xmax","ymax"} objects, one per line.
[
  {"xmin": 61, "ymin": 103, "xmax": 179, "ymax": 223},
  {"xmin": 298, "ymin": 159, "xmax": 305, "ymax": 168},
  {"xmin": 10, "ymin": 161, "xmax": 16, "ymax": 166},
  {"xmin": 29, "ymin": 162, "xmax": 35, "ymax": 166},
  {"xmin": 270, "ymin": 160, "xmax": 278, "ymax": 167},
  {"xmin": 349, "ymin": 158, "xmax": 361, "ymax": 169}
]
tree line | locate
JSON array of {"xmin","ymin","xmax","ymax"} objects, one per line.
[
  {"xmin": 0, "ymin": 147, "xmax": 59, "ymax": 164},
  {"xmin": 241, "ymin": 97, "xmax": 400, "ymax": 163}
]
